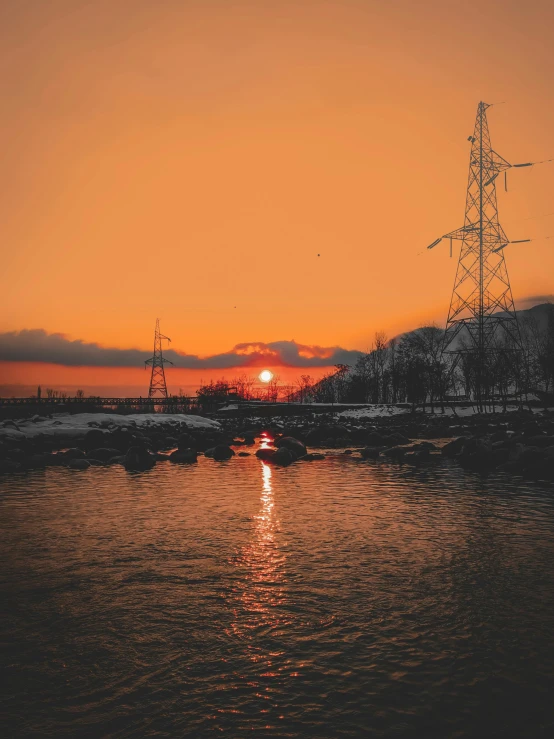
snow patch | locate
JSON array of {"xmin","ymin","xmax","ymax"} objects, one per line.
[
  {"xmin": 337, "ymin": 405, "xmax": 411, "ymax": 420},
  {"xmin": 0, "ymin": 413, "xmax": 220, "ymax": 442}
]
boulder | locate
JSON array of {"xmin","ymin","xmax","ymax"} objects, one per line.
[
  {"xmin": 169, "ymin": 448, "xmax": 198, "ymax": 464},
  {"xmin": 272, "ymin": 447, "xmax": 295, "ymax": 467},
  {"xmin": 194, "ymin": 433, "xmax": 226, "ymax": 452},
  {"xmin": 212, "ymin": 445, "xmax": 235, "ymax": 461},
  {"xmin": 83, "ymin": 429, "xmax": 107, "ymax": 450},
  {"xmin": 382, "ymin": 446, "xmax": 407, "ymax": 462},
  {"xmin": 364, "ymin": 432, "xmax": 387, "ymax": 447},
  {"xmin": 123, "ymin": 445, "xmax": 156, "ymax": 472},
  {"xmin": 68, "ymin": 459, "xmax": 91, "ymax": 471},
  {"xmin": 44, "ymin": 452, "xmax": 65, "ymax": 466},
  {"xmin": 6, "ymin": 448, "xmax": 27, "ymax": 463},
  {"xmin": 0, "ymin": 459, "xmax": 23, "ymax": 473},
  {"xmin": 275, "ymin": 436, "xmax": 307, "ymax": 459},
  {"xmin": 526, "ymin": 435, "xmax": 554, "ymax": 448},
  {"xmin": 303, "ymin": 428, "xmax": 324, "ymax": 445},
  {"xmin": 110, "ymin": 428, "xmax": 133, "ymax": 452},
  {"xmin": 403, "ymin": 450, "xmax": 428, "ymax": 464},
  {"xmin": 27, "ymin": 453, "xmax": 50, "ymax": 469},
  {"xmin": 304, "ymin": 425, "xmax": 350, "ymax": 444},
  {"xmin": 63, "ymin": 448, "xmax": 87, "ymax": 461},
  {"xmin": 497, "ymin": 460, "xmax": 525, "ymax": 475},
  {"xmin": 336, "ymin": 437, "xmax": 352, "ymax": 447},
  {"xmin": 386, "ymin": 432, "xmax": 411, "ymax": 445},
  {"xmin": 87, "ymin": 447, "xmax": 121, "ymax": 463},
  {"xmin": 299, "ymin": 452, "xmax": 325, "ymax": 461},
  {"xmin": 412, "ymin": 441, "xmax": 438, "ymax": 451},
  {"xmin": 518, "ymin": 446, "xmax": 544, "ymax": 467},
  {"xmin": 441, "ymin": 437, "xmax": 466, "ymax": 458},
  {"xmin": 530, "ymin": 457, "xmax": 554, "ymax": 481},
  {"xmin": 458, "ymin": 438, "xmax": 495, "ymax": 470},
  {"xmin": 360, "ymin": 447, "xmax": 381, "ymax": 460},
  {"xmin": 256, "ymin": 448, "xmax": 276, "ymax": 462},
  {"xmin": 177, "ymin": 432, "xmax": 196, "ymax": 451}
]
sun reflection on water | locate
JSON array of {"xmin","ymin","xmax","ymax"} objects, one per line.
[{"xmin": 229, "ymin": 454, "xmax": 288, "ymax": 642}]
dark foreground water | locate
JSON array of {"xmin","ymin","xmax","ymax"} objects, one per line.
[{"xmin": 2, "ymin": 453, "xmax": 554, "ymax": 738}]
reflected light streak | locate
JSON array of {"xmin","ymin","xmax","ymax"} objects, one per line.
[
  {"xmin": 259, "ymin": 433, "xmax": 273, "ymax": 450},
  {"xmin": 230, "ymin": 455, "xmax": 288, "ymax": 646}
]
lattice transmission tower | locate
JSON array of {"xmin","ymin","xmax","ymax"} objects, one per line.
[
  {"xmin": 145, "ymin": 319, "xmax": 173, "ymax": 398},
  {"xmin": 426, "ymin": 101, "xmax": 537, "ymax": 404}
]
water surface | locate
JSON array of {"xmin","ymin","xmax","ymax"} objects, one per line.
[{"xmin": 2, "ymin": 453, "xmax": 554, "ymax": 737}]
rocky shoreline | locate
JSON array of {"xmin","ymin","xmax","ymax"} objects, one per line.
[{"xmin": 0, "ymin": 409, "xmax": 553, "ymax": 482}]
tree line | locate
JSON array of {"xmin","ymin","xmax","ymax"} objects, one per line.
[{"xmin": 289, "ymin": 305, "xmax": 554, "ymax": 411}]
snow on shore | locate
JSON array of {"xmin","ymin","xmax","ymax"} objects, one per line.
[
  {"xmin": 337, "ymin": 404, "xmax": 552, "ymax": 420},
  {"xmin": 337, "ymin": 405, "xmax": 411, "ymax": 420},
  {"xmin": 0, "ymin": 413, "xmax": 220, "ymax": 443}
]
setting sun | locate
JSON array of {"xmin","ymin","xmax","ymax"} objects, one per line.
[{"xmin": 259, "ymin": 369, "xmax": 273, "ymax": 383}]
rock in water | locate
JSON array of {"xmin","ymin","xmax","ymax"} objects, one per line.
[
  {"xmin": 27, "ymin": 454, "xmax": 49, "ymax": 469},
  {"xmin": 68, "ymin": 459, "xmax": 91, "ymax": 471},
  {"xmin": 177, "ymin": 432, "xmax": 196, "ymax": 451},
  {"xmin": 255, "ymin": 448, "xmax": 276, "ymax": 462},
  {"xmin": 63, "ymin": 448, "xmax": 87, "ymax": 461},
  {"xmin": 123, "ymin": 445, "xmax": 156, "ymax": 472},
  {"xmin": 441, "ymin": 437, "xmax": 467, "ymax": 458},
  {"xmin": 381, "ymin": 446, "xmax": 407, "ymax": 462},
  {"xmin": 299, "ymin": 452, "xmax": 325, "ymax": 461},
  {"xmin": 275, "ymin": 436, "xmax": 307, "ymax": 459},
  {"xmin": 83, "ymin": 429, "xmax": 107, "ymax": 450},
  {"xmin": 458, "ymin": 438, "xmax": 494, "ymax": 470},
  {"xmin": 0, "ymin": 459, "xmax": 23, "ymax": 473},
  {"xmin": 169, "ymin": 448, "xmax": 198, "ymax": 464},
  {"xmin": 212, "ymin": 445, "xmax": 235, "ymax": 461},
  {"xmin": 273, "ymin": 448, "xmax": 295, "ymax": 466},
  {"xmin": 360, "ymin": 447, "xmax": 381, "ymax": 460},
  {"xmin": 87, "ymin": 447, "xmax": 121, "ymax": 463},
  {"xmin": 363, "ymin": 432, "xmax": 387, "ymax": 447}
]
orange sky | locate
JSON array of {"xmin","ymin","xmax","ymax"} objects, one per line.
[
  {"xmin": 1, "ymin": 0, "xmax": 553, "ymax": 391},
  {"xmin": 0, "ymin": 362, "xmax": 330, "ymax": 398}
]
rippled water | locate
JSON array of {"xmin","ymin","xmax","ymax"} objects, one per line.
[{"xmin": 2, "ymin": 449, "xmax": 554, "ymax": 738}]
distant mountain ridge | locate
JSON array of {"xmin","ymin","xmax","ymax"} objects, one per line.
[{"xmin": 392, "ymin": 302, "xmax": 553, "ymax": 346}]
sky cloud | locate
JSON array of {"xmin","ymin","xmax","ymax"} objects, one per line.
[
  {"xmin": 0, "ymin": 329, "xmax": 362, "ymax": 369},
  {"xmin": 517, "ymin": 294, "xmax": 554, "ymax": 307}
]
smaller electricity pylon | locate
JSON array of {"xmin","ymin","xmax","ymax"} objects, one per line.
[{"xmin": 145, "ymin": 319, "xmax": 173, "ymax": 398}]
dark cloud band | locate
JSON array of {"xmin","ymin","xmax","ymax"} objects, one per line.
[
  {"xmin": 517, "ymin": 294, "xmax": 554, "ymax": 306},
  {"xmin": 0, "ymin": 329, "xmax": 362, "ymax": 369}
]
